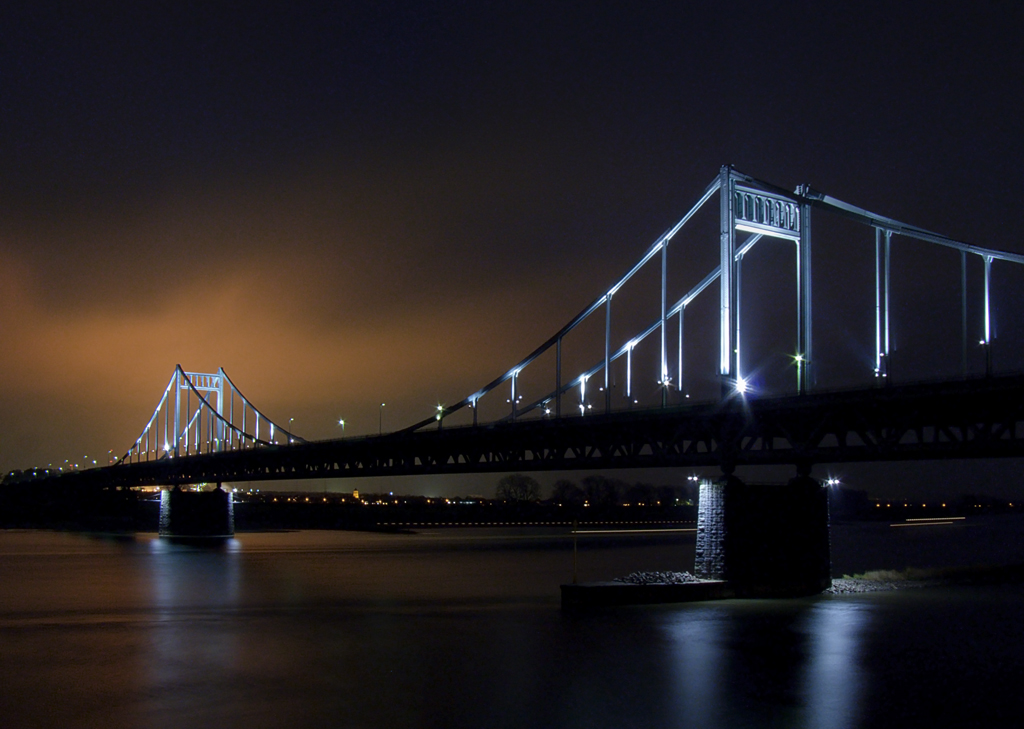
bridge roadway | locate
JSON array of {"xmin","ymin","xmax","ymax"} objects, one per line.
[{"xmin": 61, "ymin": 373, "xmax": 1024, "ymax": 489}]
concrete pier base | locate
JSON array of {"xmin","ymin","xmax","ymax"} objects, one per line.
[
  {"xmin": 158, "ymin": 486, "xmax": 234, "ymax": 540},
  {"xmin": 695, "ymin": 474, "xmax": 831, "ymax": 597}
]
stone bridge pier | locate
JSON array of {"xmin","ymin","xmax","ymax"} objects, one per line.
[
  {"xmin": 695, "ymin": 465, "xmax": 831, "ymax": 597},
  {"xmin": 158, "ymin": 485, "xmax": 234, "ymax": 540}
]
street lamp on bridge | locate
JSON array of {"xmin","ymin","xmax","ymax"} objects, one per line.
[{"xmin": 379, "ymin": 403, "xmax": 385, "ymax": 435}]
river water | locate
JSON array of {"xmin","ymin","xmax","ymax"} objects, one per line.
[{"xmin": 2, "ymin": 517, "xmax": 1024, "ymax": 728}]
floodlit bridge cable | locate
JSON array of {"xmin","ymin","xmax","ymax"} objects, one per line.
[
  {"xmin": 38, "ymin": 166, "xmax": 1024, "ymax": 491},
  {"xmin": 101, "ymin": 167, "xmax": 1024, "ymax": 460},
  {"xmin": 119, "ymin": 365, "xmax": 304, "ymax": 464},
  {"xmin": 402, "ymin": 176, "xmax": 723, "ymax": 433},
  {"xmin": 405, "ymin": 167, "xmax": 1024, "ymax": 434}
]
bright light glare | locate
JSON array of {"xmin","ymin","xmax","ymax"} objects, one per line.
[{"xmin": 736, "ymin": 377, "xmax": 748, "ymax": 394}]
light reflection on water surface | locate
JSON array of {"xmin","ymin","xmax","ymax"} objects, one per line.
[{"xmin": 1, "ymin": 527, "xmax": 1022, "ymax": 728}]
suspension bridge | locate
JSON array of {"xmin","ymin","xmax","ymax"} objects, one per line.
[
  {"xmin": 43, "ymin": 165, "xmax": 1024, "ymax": 491},
  {"xmin": 21, "ymin": 164, "xmax": 1024, "ymax": 592}
]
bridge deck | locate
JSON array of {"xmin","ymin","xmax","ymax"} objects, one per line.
[{"xmin": 64, "ymin": 374, "xmax": 1024, "ymax": 488}]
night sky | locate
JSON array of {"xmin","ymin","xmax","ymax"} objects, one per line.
[{"xmin": 3, "ymin": 2, "xmax": 1023, "ymax": 499}]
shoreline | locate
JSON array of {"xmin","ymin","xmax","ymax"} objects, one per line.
[
  {"xmin": 564, "ymin": 563, "xmax": 1024, "ymax": 606},
  {"xmin": 827, "ymin": 562, "xmax": 1024, "ymax": 593}
]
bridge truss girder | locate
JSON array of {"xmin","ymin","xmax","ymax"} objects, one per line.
[{"xmin": 76, "ymin": 374, "xmax": 1024, "ymax": 488}]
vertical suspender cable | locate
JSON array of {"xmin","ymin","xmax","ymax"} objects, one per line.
[
  {"xmin": 173, "ymin": 368, "xmax": 181, "ymax": 457},
  {"xmin": 719, "ymin": 166, "xmax": 735, "ymax": 382},
  {"xmin": 511, "ymin": 372, "xmax": 517, "ymax": 422},
  {"xmin": 791, "ymin": 193, "xmax": 813, "ymax": 392},
  {"xmin": 736, "ymin": 252, "xmax": 743, "ymax": 386},
  {"xmin": 604, "ymin": 296, "xmax": 611, "ymax": 413},
  {"xmin": 961, "ymin": 251, "xmax": 968, "ymax": 378},
  {"xmin": 984, "ymin": 255, "xmax": 993, "ymax": 376},
  {"xmin": 555, "ymin": 337, "xmax": 562, "ymax": 419},
  {"xmin": 678, "ymin": 308, "xmax": 684, "ymax": 398},
  {"xmin": 661, "ymin": 242, "xmax": 667, "ymax": 407},
  {"xmin": 626, "ymin": 345, "xmax": 632, "ymax": 400},
  {"xmin": 884, "ymin": 231, "xmax": 892, "ymax": 367},
  {"xmin": 875, "ymin": 228, "xmax": 882, "ymax": 376}
]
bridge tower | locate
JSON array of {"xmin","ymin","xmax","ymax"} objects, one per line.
[
  {"xmin": 116, "ymin": 365, "xmax": 304, "ymax": 539},
  {"xmin": 701, "ymin": 167, "xmax": 828, "ymax": 595},
  {"xmin": 719, "ymin": 165, "xmax": 812, "ymax": 397}
]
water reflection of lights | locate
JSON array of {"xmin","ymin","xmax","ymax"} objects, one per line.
[
  {"xmin": 573, "ymin": 528, "xmax": 696, "ymax": 536},
  {"xmin": 891, "ymin": 517, "xmax": 965, "ymax": 528},
  {"xmin": 664, "ymin": 601, "xmax": 872, "ymax": 728},
  {"xmin": 145, "ymin": 536, "xmax": 244, "ymax": 693},
  {"xmin": 665, "ymin": 608, "xmax": 725, "ymax": 728},
  {"xmin": 149, "ymin": 535, "xmax": 242, "ymax": 553},
  {"xmin": 802, "ymin": 602, "xmax": 870, "ymax": 728}
]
